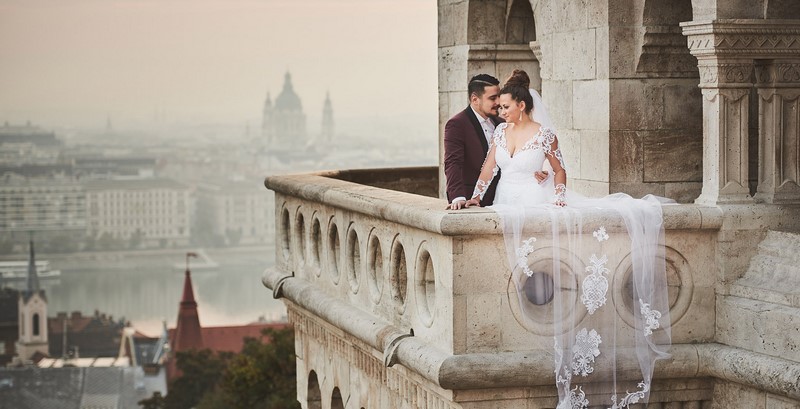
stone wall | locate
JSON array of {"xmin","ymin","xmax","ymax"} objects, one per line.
[{"xmin": 439, "ymin": 0, "xmax": 707, "ymax": 202}]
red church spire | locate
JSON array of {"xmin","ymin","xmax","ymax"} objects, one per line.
[{"xmin": 173, "ymin": 268, "xmax": 203, "ymax": 352}]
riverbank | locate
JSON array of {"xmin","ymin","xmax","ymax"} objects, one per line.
[{"xmin": 0, "ymin": 245, "xmax": 275, "ymax": 271}]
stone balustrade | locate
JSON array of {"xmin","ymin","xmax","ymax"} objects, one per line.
[
  {"xmin": 267, "ymin": 167, "xmax": 721, "ymax": 357},
  {"xmin": 264, "ymin": 167, "xmax": 800, "ymax": 408}
]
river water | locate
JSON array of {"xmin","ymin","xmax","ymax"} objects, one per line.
[{"xmin": 2, "ymin": 246, "xmax": 284, "ymax": 337}]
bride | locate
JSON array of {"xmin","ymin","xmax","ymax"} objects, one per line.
[{"xmin": 451, "ymin": 70, "xmax": 672, "ymax": 409}]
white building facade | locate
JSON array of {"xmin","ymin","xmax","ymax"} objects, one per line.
[{"xmin": 85, "ymin": 179, "xmax": 191, "ymax": 248}]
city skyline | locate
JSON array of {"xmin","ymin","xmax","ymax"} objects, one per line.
[{"xmin": 0, "ymin": 0, "xmax": 438, "ymax": 129}]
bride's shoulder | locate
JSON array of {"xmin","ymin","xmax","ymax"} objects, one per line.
[
  {"xmin": 538, "ymin": 126, "xmax": 557, "ymax": 140},
  {"xmin": 493, "ymin": 122, "xmax": 509, "ymax": 136}
]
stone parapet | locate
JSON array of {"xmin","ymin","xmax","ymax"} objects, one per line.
[
  {"xmin": 265, "ymin": 168, "xmax": 719, "ymax": 354},
  {"xmin": 265, "ymin": 167, "xmax": 800, "ymax": 407},
  {"xmin": 264, "ymin": 268, "xmax": 800, "ymax": 402}
]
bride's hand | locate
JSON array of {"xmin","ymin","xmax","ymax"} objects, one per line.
[{"xmin": 464, "ymin": 198, "xmax": 481, "ymax": 208}]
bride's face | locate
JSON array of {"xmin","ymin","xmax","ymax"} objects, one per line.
[{"xmin": 498, "ymin": 93, "xmax": 524, "ymax": 123}]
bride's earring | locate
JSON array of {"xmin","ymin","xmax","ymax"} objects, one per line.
[{"xmin": 519, "ymin": 111, "xmax": 523, "ymax": 122}]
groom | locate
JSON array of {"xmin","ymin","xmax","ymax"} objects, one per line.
[{"xmin": 444, "ymin": 74, "xmax": 504, "ymax": 209}]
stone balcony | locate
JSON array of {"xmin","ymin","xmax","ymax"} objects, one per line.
[{"xmin": 262, "ymin": 167, "xmax": 800, "ymax": 408}]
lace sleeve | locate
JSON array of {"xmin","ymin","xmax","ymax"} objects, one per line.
[
  {"xmin": 471, "ymin": 131, "xmax": 501, "ymax": 201},
  {"xmin": 541, "ymin": 128, "xmax": 566, "ymax": 170}
]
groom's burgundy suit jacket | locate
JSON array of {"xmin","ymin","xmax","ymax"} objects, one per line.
[{"xmin": 444, "ymin": 106, "xmax": 503, "ymax": 206}]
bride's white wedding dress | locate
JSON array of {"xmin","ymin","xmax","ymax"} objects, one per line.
[
  {"xmin": 470, "ymin": 120, "xmax": 673, "ymax": 409},
  {"xmin": 490, "ymin": 123, "xmax": 563, "ymax": 206}
]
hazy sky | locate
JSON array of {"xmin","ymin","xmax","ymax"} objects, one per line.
[{"xmin": 0, "ymin": 0, "xmax": 438, "ymax": 129}]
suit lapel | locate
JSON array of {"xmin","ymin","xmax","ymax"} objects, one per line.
[{"xmin": 464, "ymin": 107, "xmax": 489, "ymax": 154}]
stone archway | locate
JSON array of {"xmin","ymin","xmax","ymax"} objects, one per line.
[
  {"xmin": 463, "ymin": 0, "xmax": 540, "ymax": 90},
  {"xmin": 331, "ymin": 387, "xmax": 345, "ymax": 409},
  {"xmin": 505, "ymin": 0, "xmax": 536, "ymax": 44},
  {"xmin": 637, "ymin": 0, "xmax": 695, "ymax": 75},
  {"xmin": 307, "ymin": 371, "xmax": 322, "ymax": 409}
]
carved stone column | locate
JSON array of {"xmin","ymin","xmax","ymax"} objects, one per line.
[
  {"xmin": 755, "ymin": 60, "xmax": 800, "ymax": 204},
  {"xmin": 683, "ymin": 20, "xmax": 800, "ymax": 205},
  {"xmin": 694, "ymin": 60, "xmax": 754, "ymax": 205},
  {"xmin": 682, "ymin": 21, "xmax": 754, "ymax": 205}
]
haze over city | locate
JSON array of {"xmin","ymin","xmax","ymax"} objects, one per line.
[{"xmin": 0, "ymin": 0, "xmax": 438, "ymax": 131}]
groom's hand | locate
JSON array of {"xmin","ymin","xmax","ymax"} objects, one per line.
[
  {"xmin": 534, "ymin": 170, "xmax": 549, "ymax": 184},
  {"xmin": 447, "ymin": 199, "xmax": 467, "ymax": 210},
  {"xmin": 464, "ymin": 198, "xmax": 481, "ymax": 208}
]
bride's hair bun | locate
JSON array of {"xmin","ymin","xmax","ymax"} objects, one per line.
[
  {"xmin": 504, "ymin": 69, "xmax": 530, "ymax": 90},
  {"xmin": 500, "ymin": 69, "xmax": 533, "ymax": 113}
]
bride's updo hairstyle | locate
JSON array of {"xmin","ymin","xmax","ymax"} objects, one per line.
[{"xmin": 500, "ymin": 69, "xmax": 534, "ymax": 114}]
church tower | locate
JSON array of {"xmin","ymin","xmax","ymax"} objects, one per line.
[
  {"xmin": 16, "ymin": 240, "xmax": 48, "ymax": 362},
  {"xmin": 273, "ymin": 71, "xmax": 307, "ymax": 147},
  {"xmin": 172, "ymin": 269, "xmax": 203, "ymax": 352},
  {"xmin": 322, "ymin": 91, "xmax": 334, "ymax": 143},
  {"xmin": 168, "ymin": 266, "xmax": 203, "ymax": 379},
  {"xmin": 262, "ymin": 92, "xmax": 274, "ymax": 145}
]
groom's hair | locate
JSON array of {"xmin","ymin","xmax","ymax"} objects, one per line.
[{"xmin": 468, "ymin": 74, "xmax": 500, "ymax": 98}]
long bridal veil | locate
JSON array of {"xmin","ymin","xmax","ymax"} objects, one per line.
[{"xmin": 494, "ymin": 89, "xmax": 673, "ymax": 408}]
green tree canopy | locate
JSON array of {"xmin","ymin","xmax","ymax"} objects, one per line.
[{"xmin": 140, "ymin": 326, "xmax": 299, "ymax": 409}]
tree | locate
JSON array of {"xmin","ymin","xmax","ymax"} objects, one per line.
[
  {"xmin": 163, "ymin": 349, "xmax": 233, "ymax": 409},
  {"xmin": 138, "ymin": 391, "xmax": 166, "ymax": 409},
  {"xmin": 141, "ymin": 327, "xmax": 299, "ymax": 409},
  {"xmin": 214, "ymin": 327, "xmax": 299, "ymax": 409}
]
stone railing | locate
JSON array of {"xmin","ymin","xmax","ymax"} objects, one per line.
[
  {"xmin": 263, "ymin": 167, "xmax": 800, "ymax": 406},
  {"xmin": 265, "ymin": 167, "xmax": 720, "ymax": 355}
]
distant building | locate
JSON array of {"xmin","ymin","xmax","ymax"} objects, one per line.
[
  {"xmin": 84, "ymin": 178, "xmax": 191, "ymax": 248},
  {"xmin": 0, "ymin": 288, "xmax": 18, "ymax": 366},
  {"xmin": 0, "ymin": 176, "xmax": 86, "ymax": 242},
  {"xmin": 14, "ymin": 241, "xmax": 48, "ymax": 364},
  {"xmin": 322, "ymin": 91, "xmax": 334, "ymax": 143},
  {"xmin": 48, "ymin": 311, "xmax": 126, "ymax": 359},
  {"xmin": 0, "ymin": 365, "xmax": 165, "ymax": 409},
  {"xmin": 0, "ymin": 122, "xmax": 60, "ymax": 147},
  {"xmin": 262, "ymin": 72, "xmax": 307, "ymax": 147},
  {"xmin": 72, "ymin": 156, "xmax": 157, "ymax": 180},
  {"xmin": 195, "ymin": 180, "xmax": 272, "ymax": 245},
  {"xmin": 0, "ymin": 122, "xmax": 63, "ymax": 166},
  {"xmin": 261, "ymin": 92, "xmax": 274, "ymax": 145},
  {"xmin": 167, "ymin": 266, "xmax": 286, "ymax": 380}
]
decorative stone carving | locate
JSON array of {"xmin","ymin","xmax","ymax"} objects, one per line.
[
  {"xmin": 755, "ymin": 62, "xmax": 800, "ymax": 85},
  {"xmin": 695, "ymin": 87, "xmax": 753, "ymax": 205},
  {"xmin": 697, "ymin": 62, "xmax": 754, "ymax": 87},
  {"xmin": 682, "ymin": 20, "xmax": 800, "ymax": 59},
  {"xmin": 755, "ymin": 60, "xmax": 800, "ymax": 204}
]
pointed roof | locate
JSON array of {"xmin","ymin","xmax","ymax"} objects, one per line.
[
  {"xmin": 275, "ymin": 71, "xmax": 303, "ymax": 111},
  {"xmin": 22, "ymin": 240, "xmax": 44, "ymax": 302},
  {"xmin": 172, "ymin": 269, "xmax": 203, "ymax": 353},
  {"xmin": 27, "ymin": 240, "xmax": 40, "ymax": 293},
  {"xmin": 323, "ymin": 91, "xmax": 332, "ymax": 110}
]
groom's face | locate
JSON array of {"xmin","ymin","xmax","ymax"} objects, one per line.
[{"xmin": 471, "ymin": 85, "xmax": 500, "ymax": 118}]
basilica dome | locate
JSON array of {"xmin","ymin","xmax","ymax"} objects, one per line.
[{"xmin": 275, "ymin": 72, "xmax": 303, "ymax": 112}]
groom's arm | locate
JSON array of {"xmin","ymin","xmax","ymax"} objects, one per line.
[{"xmin": 443, "ymin": 118, "xmax": 467, "ymax": 202}]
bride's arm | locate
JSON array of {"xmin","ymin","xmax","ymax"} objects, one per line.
[
  {"xmin": 542, "ymin": 130, "xmax": 567, "ymax": 206},
  {"xmin": 464, "ymin": 140, "xmax": 499, "ymax": 207}
]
